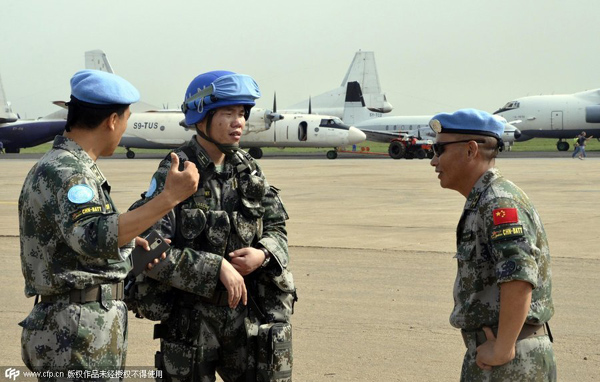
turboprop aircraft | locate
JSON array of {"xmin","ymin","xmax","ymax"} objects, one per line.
[
  {"xmin": 494, "ymin": 89, "xmax": 600, "ymax": 151},
  {"xmin": 284, "ymin": 50, "xmax": 393, "ymax": 117},
  {"xmin": 85, "ymin": 50, "xmax": 366, "ymax": 159},
  {"xmin": 0, "ymin": 74, "xmax": 66, "ymax": 153},
  {"xmin": 343, "ymin": 82, "xmax": 521, "ymax": 153}
]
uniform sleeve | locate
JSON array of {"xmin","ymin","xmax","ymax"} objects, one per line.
[
  {"xmin": 484, "ymin": 197, "xmax": 540, "ymax": 288},
  {"xmin": 56, "ymin": 173, "xmax": 121, "ymax": 261},
  {"xmin": 258, "ymin": 184, "xmax": 289, "ymax": 276},
  {"xmin": 129, "ymin": 156, "xmax": 223, "ymax": 298}
]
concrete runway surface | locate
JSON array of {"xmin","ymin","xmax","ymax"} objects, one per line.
[{"xmin": 0, "ymin": 156, "xmax": 598, "ymax": 381}]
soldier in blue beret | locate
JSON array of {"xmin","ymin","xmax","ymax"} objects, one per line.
[
  {"xmin": 18, "ymin": 69, "xmax": 200, "ymax": 379},
  {"xmin": 429, "ymin": 109, "xmax": 556, "ymax": 381}
]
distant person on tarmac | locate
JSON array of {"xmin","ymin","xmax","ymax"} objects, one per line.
[
  {"xmin": 429, "ymin": 109, "xmax": 556, "ymax": 381},
  {"xmin": 572, "ymin": 131, "xmax": 593, "ymax": 160}
]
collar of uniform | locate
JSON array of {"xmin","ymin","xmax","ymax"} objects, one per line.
[
  {"xmin": 188, "ymin": 136, "xmax": 237, "ymax": 174},
  {"xmin": 52, "ymin": 135, "xmax": 109, "ymax": 187},
  {"xmin": 463, "ymin": 167, "xmax": 502, "ymax": 210}
]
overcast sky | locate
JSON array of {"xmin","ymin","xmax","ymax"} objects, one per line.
[{"xmin": 1, "ymin": 0, "xmax": 599, "ymax": 119}]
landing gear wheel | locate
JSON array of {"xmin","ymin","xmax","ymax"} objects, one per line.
[
  {"xmin": 326, "ymin": 150, "xmax": 338, "ymax": 160},
  {"xmin": 556, "ymin": 141, "xmax": 569, "ymax": 151},
  {"xmin": 126, "ymin": 150, "xmax": 135, "ymax": 159},
  {"xmin": 388, "ymin": 141, "xmax": 405, "ymax": 159},
  {"xmin": 248, "ymin": 147, "xmax": 263, "ymax": 159}
]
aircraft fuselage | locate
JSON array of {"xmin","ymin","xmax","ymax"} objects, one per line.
[{"xmin": 495, "ymin": 90, "xmax": 600, "ymax": 141}]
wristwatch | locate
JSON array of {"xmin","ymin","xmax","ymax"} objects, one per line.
[{"xmin": 260, "ymin": 247, "xmax": 271, "ymax": 268}]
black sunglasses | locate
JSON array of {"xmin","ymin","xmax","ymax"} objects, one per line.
[{"xmin": 432, "ymin": 139, "xmax": 486, "ymax": 156}]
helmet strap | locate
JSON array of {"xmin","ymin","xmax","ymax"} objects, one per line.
[{"xmin": 195, "ymin": 112, "xmax": 239, "ymax": 157}]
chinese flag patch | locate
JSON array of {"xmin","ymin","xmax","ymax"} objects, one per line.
[{"xmin": 492, "ymin": 208, "xmax": 518, "ymax": 225}]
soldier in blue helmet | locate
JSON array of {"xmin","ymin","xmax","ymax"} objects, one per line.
[
  {"xmin": 128, "ymin": 71, "xmax": 296, "ymax": 381},
  {"xmin": 429, "ymin": 109, "xmax": 556, "ymax": 381},
  {"xmin": 18, "ymin": 69, "xmax": 199, "ymax": 380}
]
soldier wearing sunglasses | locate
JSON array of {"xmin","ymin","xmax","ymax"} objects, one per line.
[{"xmin": 429, "ymin": 109, "xmax": 555, "ymax": 381}]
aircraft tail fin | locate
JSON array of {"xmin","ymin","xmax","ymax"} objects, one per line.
[
  {"xmin": 0, "ymin": 73, "xmax": 18, "ymax": 123},
  {"xmin": 341, "ymin": 51, "xmax": 393, "ymax": 113},
  {"xmin": 343, "ymin": 81, "xmax": 375, "ymax": 125},
  {"xmin": 85, "ymin": 50, "xmax": 114, "ymax": 73}
]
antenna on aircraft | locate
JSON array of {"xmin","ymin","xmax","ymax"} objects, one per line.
[{"xmin": 308, "ymin": 96, "xmax": 312, "ymax": 114}]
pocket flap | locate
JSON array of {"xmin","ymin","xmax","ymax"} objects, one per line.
[
  {"xmin": 162, "ymin": 341, "xmax": 195, "ymax": 378},
  {"xmin": 18, "ymin": 305, "xmax": 48, "ymax": 330},
  {"xmin": 455, "ymin": 241, "xmax": 476, "ymax": 261},
  {"xmin": 179, "ymin": 208, "xmax": 206, "ymax": 240}
]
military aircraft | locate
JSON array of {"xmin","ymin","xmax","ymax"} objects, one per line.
[
  {"xmin": 284, "ymin": 50, "xmax": 393, "ymax": 117},
  {"xmin": 494, "ymin": 89, "xmax": 600, "ymax": 151},
  {"xmin": 343, "ymin": 81, "xmax": 521, "ymax": 153},
  {"xmin": 0, "ymin": 74, "xmax": 66, "ymax": 153},
  {"xmin": 85, "ymin": 50, "xmax": 366, "ymax": 159}
]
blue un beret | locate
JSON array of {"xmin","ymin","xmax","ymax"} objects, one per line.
[
  {"xmin": 70, "ymin": 69, "xmax": 140, "ymax": 107},
  {"xmin": 429, "ymin": 109, "xmax": 504, "ymax": 139}
]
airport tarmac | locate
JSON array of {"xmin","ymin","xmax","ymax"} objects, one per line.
[{"xmin": 1, "ymin": 156, "xmax": 598, "ymax": 381}]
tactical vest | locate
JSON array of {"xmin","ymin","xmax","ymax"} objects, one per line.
[{"xmin": 174, "ymin": 147, "xmax": 267, "ymax": 261}]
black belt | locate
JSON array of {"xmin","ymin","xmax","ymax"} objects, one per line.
[
  {"xmin": 461, "ymin": 323, "xmax": 549, "ymax": 348},
  {"xmin": 39, "ymin": 282, "xmax": 124, "ymax": 304}
]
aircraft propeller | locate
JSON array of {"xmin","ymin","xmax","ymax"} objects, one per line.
[{"xmin": 264, "ymin": 92, "xmax": 283, "ymax": 130}]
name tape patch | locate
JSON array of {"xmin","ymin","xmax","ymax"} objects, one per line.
[{"xmin": 491, "ymin": 224, "xmax": 524, "ymax": 241}]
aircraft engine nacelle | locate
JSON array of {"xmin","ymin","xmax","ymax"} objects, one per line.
[{"xmin": 585, "ymin": 105, "xmax": 600, "ymax": 123}]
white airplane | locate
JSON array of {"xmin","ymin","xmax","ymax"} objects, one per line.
[
  {"xmin": 0, "ymin": 73, "xmax": 18, "ymax": 123},
  {"xmin": 343, "ymin": 82, "xmax": 521, "ymax": 156},
  {"xmin": 284, "ymin": 50, "xmax": 393, "ymax": 117},
  {"xmin": 84, "ymin": 50, "xmax": 366, "ymax": 159},
  {"xmin": 494, "ymin": 89, "xmax": 600, "ymax": 151}
]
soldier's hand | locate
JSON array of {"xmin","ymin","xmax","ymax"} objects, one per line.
[
  {"xmin": 475, "ymin": 327, "xmax": 516, "ymax": 370},
  {"xmin": 229, "ymin": 247, "xmax": 265, "ymax": 276},
  {"xmin": 134, "ymin": 236, "xmax": 170, "ymax": 271},
  {"xmin": 219, "ymin": 259, "xmax": 247, "ymax": 308},
  {"xmin": 163, "ymin": 153, "xmax": 199, "ymax": 204}
]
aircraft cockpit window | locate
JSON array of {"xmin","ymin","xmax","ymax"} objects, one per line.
[
  {"xmin": 494, "ymin": 101, "xmax": 520, "ymax": 114},
  {"xmin": 319, "ymin": 118, "xmax": 342, "ymax": 127}
]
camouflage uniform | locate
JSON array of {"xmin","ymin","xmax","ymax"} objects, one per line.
[
  {"xmin": 18, "ymin": 136, "xmax": 132, "ymax": 378},
  {"xmin": 130, "ymin": 138, "xmax": 295, "ymax": 382},
  {"xmin": 453, "ymin": 167, "xmax": 556, "ymax": 381}
]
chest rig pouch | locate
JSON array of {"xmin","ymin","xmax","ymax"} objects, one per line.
[{"xmin": 175, "ymin": 148, "xmax": 267, "ymax": 255}]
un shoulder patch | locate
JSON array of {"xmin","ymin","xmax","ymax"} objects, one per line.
[
  {"xmin": 146, "ymin": 177, "xmax": 157, "ymax": 197},
  {"xmin": 498, "ymin": 260, "xmax": 517, "ymax": 278},
  {"xmin": 67, "ymin": 184, "xmax": 95, "ymax": 204}
]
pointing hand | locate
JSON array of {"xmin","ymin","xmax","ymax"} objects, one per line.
[{"xmin": 163, "ymin": 153, "xmax": 199, "ymax": 204}]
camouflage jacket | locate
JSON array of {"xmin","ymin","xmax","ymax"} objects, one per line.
[
  {"xmin": 19, "ymin": 135, "xmax": 132, "ymax": 297},
  {"xmin": 136, "ymin": 138, "xmax": 293, "ymax": 298},
  {"xmin": 450, "ymin": 168, "xmax": 554, "ymax": 330}
]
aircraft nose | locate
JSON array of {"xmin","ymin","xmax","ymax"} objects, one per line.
[
  {"xmin": 513, "ymin": 128, "xmax": 522, "ymax": 139},
  {"xmin": 348, "ymin": 126, "xmax": 366, "ymax": 144}
]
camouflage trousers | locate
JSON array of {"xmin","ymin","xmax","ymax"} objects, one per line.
[
  {"xmin": 19, "ymin": 299, "xmax": 128, "ymax": 381},
  {"xmin": 461, "ymin": 335, "xmax": 556, "ymax": 381},
  {"xmin": 157, "ymin": 301, "xmax": 249, "ymax": 382},
  {"xmin": 156, "ymin": 291, "xmax": 294, "ymax": 382}
]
